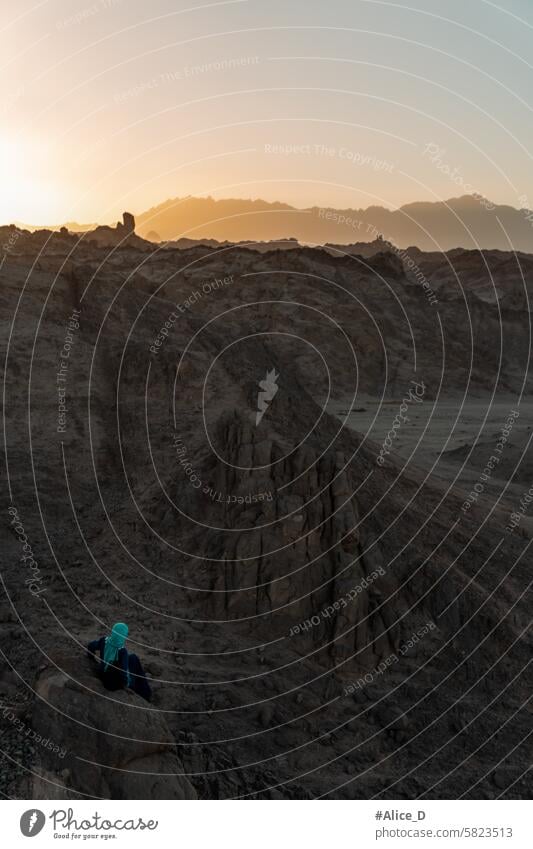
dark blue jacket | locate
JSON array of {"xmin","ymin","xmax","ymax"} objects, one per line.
[{"xmin": 87, "ymin": 636, "xmax": 129, "ymax": 691}]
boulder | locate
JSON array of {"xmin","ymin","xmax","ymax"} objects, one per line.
[{"xmin": 19, "ymin": 654, "xmax": 196, "ymax": 800}]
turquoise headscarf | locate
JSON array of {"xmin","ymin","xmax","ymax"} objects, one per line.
[{"xmin": 103, "ymin": 622, "xmax": 128, "ymax": 670}]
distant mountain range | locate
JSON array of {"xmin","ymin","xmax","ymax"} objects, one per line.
[{"xmin": 16, "ymin": 194, "xmax": 533, "ymax": 251}]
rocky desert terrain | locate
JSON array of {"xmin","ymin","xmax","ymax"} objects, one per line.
[{"xmin": 1, "ymin": 217, "xmax": 531, "ymax": 799}]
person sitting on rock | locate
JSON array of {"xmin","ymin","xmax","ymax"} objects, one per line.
[{"xmin": 87, "ymin": 622, "xmax": 151, "ymax": 702}]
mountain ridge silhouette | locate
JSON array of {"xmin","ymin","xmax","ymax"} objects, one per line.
[{"xmin": 12, "ymin": 193, "xmax": 533, "ymax": 251}]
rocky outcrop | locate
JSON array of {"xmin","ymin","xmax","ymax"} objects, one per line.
[
  {"xmin": 197, "ymin": 414, "xmax": 408, "ymax": 672},
  {"xmin": 84, "ymin": 211, "xmax": 144, "ymax": 248},
  {"xmin": 19, "ymin": 655, "xmax": 196, "ymax": 800},
  {"xmin": 119, "ymin": 211, "xmax": 135, "ymax": 235}
]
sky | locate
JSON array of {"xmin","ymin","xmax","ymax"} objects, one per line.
[{"xmin": 2, "ymin": 0, "xmax": 533, "ymax": 225}]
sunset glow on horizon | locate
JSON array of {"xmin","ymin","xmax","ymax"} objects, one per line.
[{"xmin": 3, "ymin": 0, "xmax": 533, "ymax": 226}]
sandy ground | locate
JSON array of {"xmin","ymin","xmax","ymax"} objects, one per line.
[{"xmin": 322, "ymin": 393, "xmax": 533, "ymax": 534}]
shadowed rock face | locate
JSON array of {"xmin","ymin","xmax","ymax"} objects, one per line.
[
  {"xmin": 18, "ymin": 656, "xmax": 196, "ymax": 800},
  {"xmin": 120, "ymin": 212, "xmax": 136, "ymax": 235},
  {"xmin": 197, "ymin": 414, "xmax": 402, "ymax": 670}
]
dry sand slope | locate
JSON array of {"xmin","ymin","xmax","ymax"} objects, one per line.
[{"xmin": 1, "ymin": 227, "xmax": 532, "ymax": 799}]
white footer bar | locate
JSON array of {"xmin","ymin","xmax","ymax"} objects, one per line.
[{"xmin": 3, "ymin": 799, "xmax": 530, "ymax": 848}]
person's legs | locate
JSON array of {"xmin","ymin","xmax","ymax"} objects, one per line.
[{"xmin": 127, "ymin": 653, "xmax": 152, "ymax": 701}]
